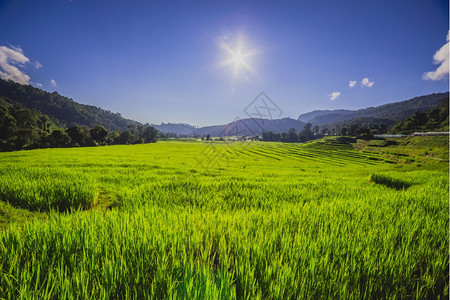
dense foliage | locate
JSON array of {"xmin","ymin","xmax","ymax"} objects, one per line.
[
  {"xmin": 0, "ymin": 97, "xmax": 57, "ymax": 151},
  {"xmin": 320, "ymin": 118, "xmax": 390, "ymax": 136},
  {"xmin": 390, "ymin": 100, "xmax": 449, "ymax": 134},
  {"xmin": 0, "ymin": 97, "xmax": 159, "ymax": 151},
  {"xmin": 262, "ymin": 123, "xmax": 375, "ymax": 143},
  {"xmin": 0, "ymin": 138, "xmax": 447, "ymax": 298}
]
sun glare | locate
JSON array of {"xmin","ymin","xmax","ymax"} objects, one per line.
[
  {"xmin": 212, "ymin": 35, "xmax": 261, "ymax": 76},
  {"xmin": 230, "ymin": 49, "xmax": 246, "ymax": 73}
]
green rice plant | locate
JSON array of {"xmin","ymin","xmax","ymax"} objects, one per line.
[
  {"xmin": 0, "ymin": 167, "xmax": 98, "ymax": 211},
  {"xmin": 369, "ymin": 173, "xmax": 410, "ymax": 190},
  {"xmin": 0, "ymin": 139, "xmax": 447, "ymax": 299}
]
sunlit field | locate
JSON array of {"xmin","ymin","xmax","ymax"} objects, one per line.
[{"xmin": 0, "ymin": 137, "xmax": 448, "ymax": 299}]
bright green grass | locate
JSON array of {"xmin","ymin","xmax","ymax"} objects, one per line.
[
  {"xmin": 0, "ymin": 167, "xmax": 98, "ymax": 211},
  {"xmin": 0, "ymin": 139, "xmax": 448, "ymax": 299}
]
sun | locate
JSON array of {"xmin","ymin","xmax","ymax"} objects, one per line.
[
  {"xmin": 212, "ymin": 35, "xmax": 261, "ymax": 76},
  {"xmin": 232, "ymin": 51, "xmax": 244, "ymax": 67},
  {"xmin": 230, "ymin": 49, "xmax": 247, "ymax": 73}
]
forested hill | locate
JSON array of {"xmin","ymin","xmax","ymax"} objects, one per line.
[
  {"xmin": 390, "ymin": 99, "xmax": 449, "ymax": 134},
  {"xmin": 298, "ymin": 92, "xmax": 449, "ymax": 126},
  {"xmin": 0, "ymin": 79, "xmax": 140, "ymax": 131}
]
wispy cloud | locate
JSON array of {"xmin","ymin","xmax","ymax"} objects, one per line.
[
  {"xmin": 328, "ymin": 91, "xmax": 341, "ymax": 101},
  {"xmin": 423, "ymin": 31, "xmax": 449, "ymax": 81},
  {"xmin": 0, "ymin": 45, "xmax": 31, "ymax": 85},
  {"xmin": 34, "ymin": 61, "xmax": 43, "ymax": 69},
  {"xmin": 9, "ymin": 45, "xmax": 23, "ymax": 53},
  {"xmin": 35, "ymin": 82, "xmax": 43, "ymax": 87},
  {"xmin": 349, "ymin": 80, "xmax": 356, "ymax": 88},
  {"xmin": 361, "ymin": 77, "xmax": 374, "ymax": 87},
  {"xmin": 50, "ymin": 79, "xmax": 57, "ymax": 87}
]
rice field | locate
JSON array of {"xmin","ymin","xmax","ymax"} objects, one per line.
[{"xmin": 0, "ymin": 137, "xmax": 448, "ymax": 299}]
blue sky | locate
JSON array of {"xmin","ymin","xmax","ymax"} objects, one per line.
[{"xmin": 0, "ymin": 0, "xmax": 448, "ymax": 126}]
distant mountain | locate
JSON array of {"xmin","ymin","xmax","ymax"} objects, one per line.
[
  {"xmin": 153, "ymin": 118, "xmax": 306, "ymax": 137},
  {"xmin": 196, "ymin": 118, "xmax": 307, "ymax": 137},
  {"xmin": 194, "ymin": 118, "xmax": 307, "ymax": 137},
  {"xmin": 298, "ymin": 93, "xmax": 449, "ymax": 126},
  {"xmin": 0, "ymin": 79, "xmax": 140, "ymax": 131},
  {"xmin": 152, "ymin": 123, "xmax": 198, "ymax": 136},
  {"xmin": 154, "ymin": 92, "xmax": 449, "ymax": 137},
  {"xmin": 298, "ymin": 109, "xmax": 352, "ymax": 123}
]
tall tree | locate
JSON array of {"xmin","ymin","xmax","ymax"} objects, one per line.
[
  {"xmin": 90, "ymin": 125, "xmax": 109, "ymax": 144},
  {"xmin": 141, "ymin": 126, "xmax": 159, "ymax": 143},
  {"xmin": 287, "ymin": 128, "xmax": 298, "ymax": 143},
  {"xmin": 67, "ymin": 125, "xmax": 85, "ymax": 146}
]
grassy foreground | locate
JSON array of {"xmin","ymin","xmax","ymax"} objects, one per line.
[{"xmin": 0, "ymin": 137, "xmax": 448, "ymax": 299}]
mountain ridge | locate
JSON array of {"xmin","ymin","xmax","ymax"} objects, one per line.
[
  {"xmin": 298, "ymin": 92, "xmax": 449, "ymax": 126},
  {"xmin": 0, "ymin": 79, "xmax": 140, "ymax": 131},
  {"xmin": 298, "ymin": 109, "xmax": 353, "ymax": 123}
]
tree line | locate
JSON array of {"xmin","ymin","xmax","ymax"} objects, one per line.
[
  {"xmin": 389, "ymin": 101, "xmax": 448, "ymax": 134},
  {"xmin": 262, "ymin": 123, "xmax": 377, "ymax": 143}
]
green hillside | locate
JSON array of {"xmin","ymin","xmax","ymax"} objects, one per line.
[
  {"xmin": 0, "ymin": 79, "xmax": 140, "ymax": 131},
  {"xmin": 0, "ymin": 96, "xmax": 59, "ymax": 151},
  {"xmin": 0, "ymin": 95, "xmax": 159, "ymax": 152},
  {"xmin": 390, "ymin": 100, "xmax": 449, "ymax": 134}
]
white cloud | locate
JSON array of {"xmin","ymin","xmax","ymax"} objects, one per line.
[
  {"xmin": 328, "ymin": 91, "xmax": 341, "ymax": 101},
  {"xmin": 361, "ymin": 77, "xmax": 374, "ymax": 87},
  {"xmin": 34, "ymin": 61, "xmax": 43, "ymax": 69},
  {"xmin": 50, "ymin": 79, "xmax": 57, "ymax": 87},
  {"xmin": 423, "ymin": 31, "xmax": 449, "ymax": 81},
  {"xmin": 349, "ymin": 80, "xmax": 356, "ymax": 88},
  {"xmin": 0, "ymin": 45, "xmax": 31, "ymax": 85},
  {"xmin": 35, "ymin": 82, "xmax": 43, "ymax": 87}
]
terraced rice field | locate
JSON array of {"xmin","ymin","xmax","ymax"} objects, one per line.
[{"xmin": 0, "ymin": 138, "xmax": 448, "ymax": 299}]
